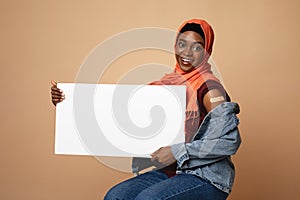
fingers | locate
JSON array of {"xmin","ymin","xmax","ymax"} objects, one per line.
[
  {"xmin": 52, "ymin": 94, "xmax": 65, "ymax": 101},
  {"xmin": 51, "ymin": 87, "xmax": 65, "ymax": 98},
  {"xmin": 151, "ymin": 147, "xmax": 163, "ymax": 162},
  {"xmin": 52, "ymin": 98, "xmax": 65, "ymax": 106},
  {"xmin": 151, "ymin": 147, "xmax": 162, "ymax": 156},
  {"xmin": 151, "ymin": 160, "xmax": 165, "ymax": 168},
  {"xmin": 51, "ymin": 80, "xmax": 65, "ymax": 106},
  {"xmin": 51, "ymin": 92, "xmax": 65, "ymax": 102},
  {"xmin": 151, "ymin": 154, "xmax": 157, "ymax": 162},
  {"xmin": 51, "ymin": 88, "xmax": 64, "ymax": 95},
  {"xmin": 51, "ymin": 81, "xmax": 63, "ymax": 93},
  {"xmin": 51, "ymin": 80, "xmax": 57, "ymax": 87},
  {"xmin": 150, "ymin": 146, "xmax": 175, "ymax": 167}
]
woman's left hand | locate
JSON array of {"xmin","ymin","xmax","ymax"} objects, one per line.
[{"xmin": 150, "ymin": 146, "xmax": 176, "ymax": 167}]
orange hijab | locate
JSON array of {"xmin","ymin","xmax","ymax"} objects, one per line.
[{"xmin": 150, "ymin": 19, "xmax": 220, "ymax": 135}]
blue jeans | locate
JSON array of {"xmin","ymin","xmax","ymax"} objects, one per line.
[{"xmin": 104, "ymin": 170, "xmax": 228, "ymax": 200}]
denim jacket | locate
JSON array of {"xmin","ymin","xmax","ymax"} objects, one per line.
[
  {"xmin": 171, "ymin": 102, "xmax": 241, "ymax": 194},
  {"xmin": 132, "ymin": 102, "xmax": 241, "ymax": 194}
]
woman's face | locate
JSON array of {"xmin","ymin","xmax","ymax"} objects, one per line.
[{"xmin": 175, "ymin": 31, "xmax": 205, "ymax": 73}]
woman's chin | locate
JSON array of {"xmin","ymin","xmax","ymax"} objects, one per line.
[{"xmin": 180, "ymin": 64, "xmax": 194, "ymax": 72}]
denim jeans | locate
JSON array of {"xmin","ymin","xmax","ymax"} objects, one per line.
[{"xmin": 104, "ymin": 170, "xmax": 228, "ymax": 200}]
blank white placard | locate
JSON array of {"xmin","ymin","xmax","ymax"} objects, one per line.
[{"xmin": 55, "ymin": 83, "xmax": 186, "ymax": 158}]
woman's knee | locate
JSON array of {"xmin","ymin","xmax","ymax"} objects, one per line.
[
  {"xmin": 103, "ymin": 186, "xmax": 118, "ymax": 200},
  {"xmin": 104, "ymin": 184, "xmax": 128, "ymax": 200}
]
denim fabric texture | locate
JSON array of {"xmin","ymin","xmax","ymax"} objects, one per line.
[
  {"xmin": 104, "ymin": 170, "xmax": 228, "ymax": 200},
  {"xmin": 171, "ymin": 102, "xmax": 241, "ymax": 193}
]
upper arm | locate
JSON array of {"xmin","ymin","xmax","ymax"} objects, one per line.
[{"xmin": 203, "ymin": 89, "xmax": 226, "ymax": 112}]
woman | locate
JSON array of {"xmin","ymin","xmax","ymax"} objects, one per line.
[{"xmin": 51, "ymin": 19, "xmax": 241, "ymax": 199}]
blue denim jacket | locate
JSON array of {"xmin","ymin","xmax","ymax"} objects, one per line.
[
  {"xmin": 171, "ymin": 102, "xmax": 241, "ymax": 194},
  {"xmin": 132, "ymin": 102, "xmax": 241, "ymax": 194}
]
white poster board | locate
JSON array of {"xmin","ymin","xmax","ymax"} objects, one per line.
[{"xmin": 55, "ymin": 83, "xmax": 186, "ymax": 158}]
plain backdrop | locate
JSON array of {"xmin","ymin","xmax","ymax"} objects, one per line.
[{"xmin": 1, "ymin": 0, "xmax": 300, "ymax": 199}]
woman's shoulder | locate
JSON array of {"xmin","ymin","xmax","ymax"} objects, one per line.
[
  {"xmin": 198, "ymin": 80, "xmax": 230, "ymax": 101},
  {"xmin": 197, "ymin": 79, "xmax": 231, "ymax": 113}
]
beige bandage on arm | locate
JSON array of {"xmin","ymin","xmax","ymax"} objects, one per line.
[{"xmin": 209, "ymin": 96, "xmax": 225, "ymax": 103}]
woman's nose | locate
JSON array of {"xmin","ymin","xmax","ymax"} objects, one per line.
[{"xmin": 182, "ymin": 46, "xmax": 193, "ymax": 56}]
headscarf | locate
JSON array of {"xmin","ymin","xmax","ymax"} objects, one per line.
[{"xmin": 150, "ymin": 19, "xmax": 221, "ymax": 141}]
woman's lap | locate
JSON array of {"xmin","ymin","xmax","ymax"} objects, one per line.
[
  {"xmin": 104, "ymin": 170, "xmax": 168, "ymax": 200},
  {"xmin": 104, "ymin": 170, "xmax": 228, "ymax": 200}
]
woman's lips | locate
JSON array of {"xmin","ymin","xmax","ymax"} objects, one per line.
[{"xmin": 181, "ymin": 57, "xmax": 193, "ymax": 65}]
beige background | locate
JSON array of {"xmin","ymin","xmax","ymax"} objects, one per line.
[{"xmin": 1, "ymin": 0, "xmax": 300, "ymax": 199}]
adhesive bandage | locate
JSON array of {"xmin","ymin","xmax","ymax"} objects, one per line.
[{"xmin": 210, "ymin": 96, "xmax": 225, "ymax": 103}]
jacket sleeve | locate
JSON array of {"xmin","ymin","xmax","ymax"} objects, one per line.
[{"xmin": 171, "ymin": 112, "xmax": 241, "ymax": 169}]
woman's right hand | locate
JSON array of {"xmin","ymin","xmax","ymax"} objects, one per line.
[{"xmin": 51, "ymin": 80, "xmax": 65, "ymax": 106}]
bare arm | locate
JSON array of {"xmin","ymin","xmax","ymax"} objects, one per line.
[{"xmin": 203, "ymin": 88, "xmax": 226, "ymax": 112}]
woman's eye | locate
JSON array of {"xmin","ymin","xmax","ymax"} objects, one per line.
[
  {"xmin": 178, "ymin": 41, "xmax": 186, "ymax": 48},
  {"xmin": 192, "ymin": 45, "xmax": 202, "ymax": 52}
]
